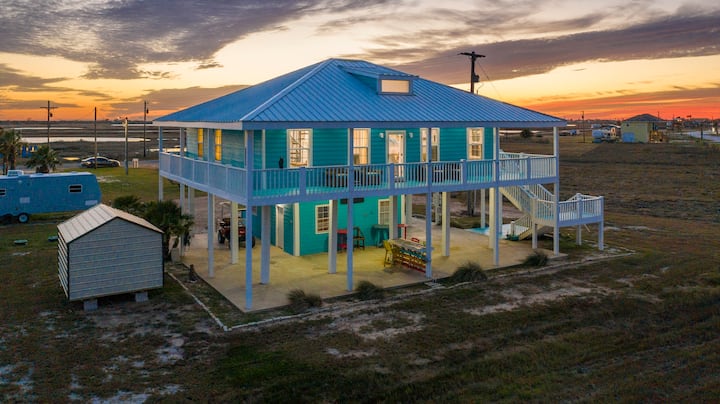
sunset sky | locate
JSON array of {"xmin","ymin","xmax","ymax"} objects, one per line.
[{"xmin": 0, "ymin": 0, "xmax": 718, "ymax": 122}]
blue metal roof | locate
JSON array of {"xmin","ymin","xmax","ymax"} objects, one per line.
[{"xmin": 155, "ymin": 59, "xmax": 565, "ymax": 129}]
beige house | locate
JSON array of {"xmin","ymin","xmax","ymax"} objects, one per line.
[{"xmin": 622, "ymin": 113, "xmax": 664, "ymax": 143}]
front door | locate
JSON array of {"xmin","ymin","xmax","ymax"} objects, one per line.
[{"xmin": 387, "ymin": 130, "xmax": 405, "ymax": 179}]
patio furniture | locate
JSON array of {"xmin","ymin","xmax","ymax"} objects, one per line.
[{"xmin": 353, "ymin": 226, "xmax": 365, "ymax": 250}]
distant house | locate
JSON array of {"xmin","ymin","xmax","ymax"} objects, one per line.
[
  {"xmin": 622, "ymin": 113, "xmax": 664, "ymax": 143},
  {"xmin": 154, "ymin": 58, "xmax": 605, "ymax": 309},
  {"xmin": 58, "ymin": 204, "xmax": 164, "ymax": 310}
]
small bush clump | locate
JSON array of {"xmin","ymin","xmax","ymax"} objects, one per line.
[
  {"xmin": 450, "ymin": 261, "xmax": 487, "ymax": 283},
  {"xmin": 523, "ymin": 250, "xmax": 548, "ymax": 267},
  {"xmin": 287, "ymin": 289, "xmax": 323, "ymax": 313},
  {"xmin": 356, "ymin": 280, "xmax": 385, "ymax": 300}
]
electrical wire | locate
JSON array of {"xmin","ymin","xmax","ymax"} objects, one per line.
[{"xmin": 476, "ymin": 63, "xmax": 504, "ymax": 101}]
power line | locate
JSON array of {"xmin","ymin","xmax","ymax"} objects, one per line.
[{"xmin": 476, "ymin": 63, "xmax": 504, "ymax": 101}]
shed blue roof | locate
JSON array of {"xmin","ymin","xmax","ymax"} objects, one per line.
[{"xmin": 155, "ymin": 59, "xmax": 565, "ymax": 129}]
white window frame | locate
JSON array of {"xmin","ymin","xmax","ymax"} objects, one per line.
[
  {"xmin": 378, "ymin": 199, "xmax": 390, "ymax": 225},
  {"xmin": 315, "ymin": 204, "xmax": 330, "ymax": 234},
  {"xmin": 353, "ymin": 128, "xmax": 370, "ymax": 165},
  {"xmin": 421, "ymin": 128, "xmax": 440, "ymax": 162},
  {"xmin": 467, "ymin": 127, "xmax": 484, "ymax": 160},
  {"xmin": 288, "ymin": 129, "xmax": 312, "ymax": 167}
]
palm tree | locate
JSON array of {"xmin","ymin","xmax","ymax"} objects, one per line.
[
  {"xmin": 142, "ymin": 200, "xmax": 194, "ymax": 261},
  {"xmin": 25, "ymin": 145, "xmax": 61, "ymax": 173},
  {"xmin": 0, "ymin": 128, "xmax": 24, "ymax": 174}
]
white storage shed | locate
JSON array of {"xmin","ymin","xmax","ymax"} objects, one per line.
[{"xmin": 58, "ymin": 204, "xmax": 164, "ymax": 310}]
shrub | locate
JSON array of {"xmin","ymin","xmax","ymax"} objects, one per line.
[
  {"xmin": 450, "ymin": 261, "xmax": 487, "ymax": 282},
  {"xmin": 523, "ymin": 250, "xmax": 548, "ymax": 267},
  {"xmin": 287, "ymin": 289, "xmax": 323, "ymax": 313},
  {"xmin": 520, "ymin": 129, "xmax": 533, "ymax": 138},
  {"xmin": 356, "ymin": 280, "xmax": 385, "ymax": 300}
]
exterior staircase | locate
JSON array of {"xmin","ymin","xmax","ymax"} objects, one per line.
[{"xmin": 499, "ymin": 152, "xmax": 605, "ymax": 241}]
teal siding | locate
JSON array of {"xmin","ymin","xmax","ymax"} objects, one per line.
[
  {"xmin": 439, "ymin": 128, "xmax": 466, "ymax": 161},
  {"xmin": 405, "ymin": 129, "xmax": 420, "ymax": 163},
  {"xmin": 370, "ymin": 129, "xmax": 385, "ymax": 164},
  {"xmin": 222, "ymin": 130, "xmax": 244, "ymax": 167},
  {"xmin": 186, "ymin": 128, "xmax": 199, "ymax": 159},
  {"xmin": 284, "ymin": 204, "xmax": 294, "ymax": 254},
  {"xmin": 314, "ymin": 128, "xmax": 348, "ymax": 166},
  {"xmin": 484, "ymin": 128, "xmax": 494, "ymax": 160},
  {"xmin": 253, "ymin": 130, "xmax": 263, "ymax": 169},
  {"xmin": 297, "ymin": 197, "xmax": 400, "ymax": 255},
  {"xmin": 266, "ymin": 129, "xmax": 286, "ymax": 169}
]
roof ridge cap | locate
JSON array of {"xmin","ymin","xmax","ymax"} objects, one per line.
[{"xmin": 241, "ymin": 59, "xmax": 334, "ymax": 122}]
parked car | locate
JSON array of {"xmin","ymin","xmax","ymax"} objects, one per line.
[
  {"xmin": 217, "ymin": 217, "xmax": 256, "ymax": 248},
  {"xmin": 80, "ymin": 156, "xmax": 121, "ymax": 168}
]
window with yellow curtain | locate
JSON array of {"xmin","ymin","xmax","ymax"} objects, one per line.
[
  {"xmin": 197, "ymin": 128, "xmax": 204, "ymax": 158},
  {"xmin": 353, "ymin": 128, "xmax": 369, "ymax": 165},
  {"xmin": 214, "ymin": 129, "xmax": 222, "ymax": 161}
]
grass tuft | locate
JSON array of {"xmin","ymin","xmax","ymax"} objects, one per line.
[
  {"xmin": 450, "ymin": 261, "xmax": 487, "ymax": 282},
  {"xmin": 523, "ymin": 250, "xmax": 548, "ymax": 267},
  {"xmin": 355, "ymin": 280, "xmax": 385, "ymax": 300},
  {"xmin": 287, "ymin": 289, "xmax": 323, "ymax": 313}
]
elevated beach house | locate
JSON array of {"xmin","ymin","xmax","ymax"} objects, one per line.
[{"xmin": 154, "ymin": 58, "xmax": 604, "ymax": 309}]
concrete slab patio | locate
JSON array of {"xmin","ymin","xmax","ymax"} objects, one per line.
[{"xmin": 180, "ymin": 218, "xmax": 552, "ymax": 312}]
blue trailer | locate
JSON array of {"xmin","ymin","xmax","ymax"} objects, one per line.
[{"xmin": 0, "ymin": 170, "xmax": 101, "ymax": 223}]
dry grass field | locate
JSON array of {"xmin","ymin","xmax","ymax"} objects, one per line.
[{"xmin": 1, "ymin": 135, "xmax": 719, "ymax": 401}]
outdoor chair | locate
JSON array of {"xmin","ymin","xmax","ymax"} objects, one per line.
[
  {"xmin": 353, "ymin": 226, "xmax": 365, "ymax": 250},
  {"xmin": 383, "ymin": 240, "xmax": 394, "ymax": 266}
]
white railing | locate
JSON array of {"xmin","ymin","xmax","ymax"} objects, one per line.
[{"xmin": 159, "ymin": 152, "xmax": 558, "ymax": 203}]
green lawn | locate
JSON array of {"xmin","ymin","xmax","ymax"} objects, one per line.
[{"xmin": 2, "ymin": 142, "xmax": 719, "ymax": 401}]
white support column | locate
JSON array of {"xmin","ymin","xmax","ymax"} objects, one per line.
[
  {"xmin": 493, "ymin": 187, "xmax": 501, "ymax": 266},
  {"xmin": 493, "ymin": 127, "xmax": 500, "ymax": 266},
  {"xmin": 346, "ymin": 198, "xmax": 354, "ymax": 291},
  {"xmin": 488, "ymin": 188, "xmax": 495, "ymax": 248},
  {"xmin": 230, "ymin": 201, "xmax": 239, "ymax": 264},
  {"xmin": 598, "ymin": 196, "xmax": 605, "ymax": 251},
  {"xmin": 158, "ymin": 127, "xmax": 164, "ymax": 200},
  {"xmin": 328, "ymin": 199, "xmax": 338, "ymax": 274},
  {"xmin": 346, "ymin": 128, "xmax": 355, "ymax": 291},
  {"xmin": 442, "ymin": 191, "xmax": 450, "ymax": 257},
  {"xmin": 553, "ymin": 127, "xmax": 560, "ymax": 256},
  {"xmin": 293, "ymin": 203, "xmax": 301, "ymax": 256},
  {"xmin": 188, "ymin": 187, "xmax": 195, "ymax": 218},
  {"xmin": 405, "ymin": 194, "xmax": 413, "ymax": 225},
  {"xmin": 389, "ymin": 196, "xmax": 398, "ymax": 239},
  {"xmin": 261, "ymin": 205, "xmax": 271, "ymax": 284},
  {"xmin": 424, "ymin": 127, "xmax": 433, "ymax": 278},
  {"xmin": 480, "ymin": 188, "xmax": 486, "ymax": 228},
  {"xmin": 576, "ymin": 225, "xmax": 582, "ymax": 245},
  {"xmin": 179, "ymin": 184, "xmax": 185, "ymax": 256},
  {"xmin": 207, "ymin": 194, "xmax": 215, "ymax": 277},
  {"xmin": 245, "ymin": 130, "xmax": 255, "ymax": 310}
]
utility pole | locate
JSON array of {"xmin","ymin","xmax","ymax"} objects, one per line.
[
  {"xmin": 582, "ymin": 111, "xmax": 585, "ymax": 143},
  {"xmin": 460, "ymin": 51, "xmax": 486, "ymax": 216},
  {"xmin": 40, "ymin": 101, "xmax": 58, "ymax": 147},
  {"xmin": 459, "ymin": 51, "xmax": 485, "ymax": 94},
  {"xmin": 143, "ymin": 100, "xmax": 149, "ymax": 157},
  {"xmin": 123, "ymin": 117, "xmax": 129, "ymax": 176},
  {"xmin": 94, "ymin": 107, "xmax": 98, "ymax": 169}
]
